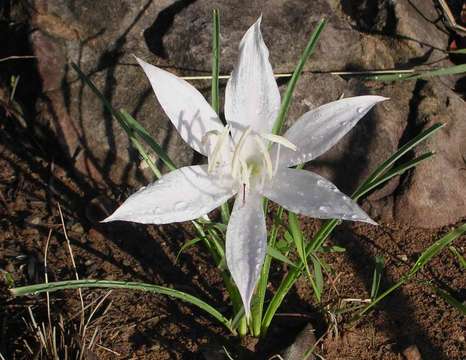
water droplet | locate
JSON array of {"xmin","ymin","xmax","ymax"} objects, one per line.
[
  {"xmin": 351, "ymin": 214, "xmax": 361, "ymax": 220},
  {"xmin": 357, "ymin": 107, "xmax": 364, "ymax": 114},
  {"xmin": 174, "ymin": 201, "xmax": 187, "ymax": 210},
  {"xmin": 319, "ymin": 205, "xmax": 330, "ymax": 213},
  {"xmin": 317, "ymin": 179, "xmax": 336, "ymax": 190}
]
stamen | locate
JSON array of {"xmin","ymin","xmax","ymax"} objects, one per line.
[
  {"xmin": 274, "ymin": 144, "xmax": 281, "ymax": 176},
  {"xmin": 242, "ymin": 183, "xmax": 246, "ymax": 205},
  {"xmin": 239, "ymin": 159, "xmax": 251, "ymax": 191},
  {"xmin": 260, "ymin": 133, "xmax": 297, "ymax": 151},
  {"xmin": 232, "ymin": 126, "xmax": 252, "ymax": 178},
  {"xmin": 254, "ymin": 135, "xmax": 273, "ymax": 180},
  {"xmin": 207, "ymin": 125, "xmax": 230, "ymax": 173}
]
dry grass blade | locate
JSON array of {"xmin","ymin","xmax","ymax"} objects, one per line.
[{"xmin": 57, "ymin": 203, "xmax": 85, "ymax": 339}]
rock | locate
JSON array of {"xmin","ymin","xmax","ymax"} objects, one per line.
[
  {"xmin": 30, "ymin": 0, "xmax": 465, "ymax": 227},
  {"xmin": 402, "ymin": 344, "xmax": 422, "ymax": 360},
  {"xmin": 281, "ymin": 323, "xmax": 316, "ymax": 360},
  {"xmin": 391, "ymin": 79, "xmax": 466, "ymax": 227}
]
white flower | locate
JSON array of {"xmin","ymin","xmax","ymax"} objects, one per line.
[{"xmin": 103, "ymin": 18, "xmax": 387, "ymax": 317}]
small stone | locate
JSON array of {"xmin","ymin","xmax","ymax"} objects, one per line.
[
  {"xmin": 402, "ymin": 345, "xmax": 422, "ymax": 360},
  {"xmin": 282, "ymin": 323, "xmax": 316, "ymax": 360}
]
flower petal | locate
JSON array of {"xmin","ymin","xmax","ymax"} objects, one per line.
[
  {"xmin": 261, "ymin": 168, "xmax": 376, "ymax": 224},
  {"xmin": 136, "ymin": 56, "xmax": 225, "ymax": 156},
  {"xmin": 225, "ymin": 17, "xmax": 281, "ymax": 142},
  {"xmin": 226, "ymin": 191, "xmax": 266, "ymax": 318},
  {"xmin": 272, "ymin": 96, "xmax": 388, "ymax": 167},
  {"xmin": 103, "ymin": 165, "xmax": 235, "ymax": 224}
]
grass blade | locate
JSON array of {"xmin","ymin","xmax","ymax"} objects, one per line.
[
  {"xmin": 262, "ymin": 125, "xmax": 443, "ymax": 335},
  {"xmin": 211, "ymin": 9, "xmax": 220, "ymax": 115},
  {"xmin": 267, "ymin": 245, "xmax": 297, "ymax": 268},
  {"xmin": 368, "ymin": 64, "xmax": 466, "ymax": 82},
  {"xmin": 119, "ymin": 110, "xmax": 176, "ymax": 171},
  {"xmin": 432, "ymin": 286, "xmax": 466, "ymax": 315},
  {"xmin": 11, "ymin": 279, "xmax": 233, "ymax": 333},
  {"xmin": 449, "ymin": 246, "xmax": 466, "ymax": 269},
  {"xmin": 370, "ymin": 256, "xmax": 384, "ymax": 299},
  {"xmin": 355, "ymin": 223, "xmax": 466, "ymax": 319},
  {"xmin": 175, "ymin": 237, "xmax": 203, "ymax": 263},
  {"xmin": 272, "ymin": 19, "xmax": 327, "ymax": 136},
  {"xmin": 359, "ymin": 123, "xmax": 443, "ymax": 190}
]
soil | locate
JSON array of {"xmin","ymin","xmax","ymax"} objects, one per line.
[{"xmin": 1, "ymin": 110, "xmax": 465, "ymax": 360}]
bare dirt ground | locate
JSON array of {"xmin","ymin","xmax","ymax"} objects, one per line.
[{"xmin": 0, "ymin": 125, "xmax": 465, "ymax": 359}]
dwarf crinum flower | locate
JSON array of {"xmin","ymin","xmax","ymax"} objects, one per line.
[{"xmin": 104, "ymin": 18, "xmax": 387, "ymax": 317}]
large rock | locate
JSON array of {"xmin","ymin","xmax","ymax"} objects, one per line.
[{"xmin": 30, "ymin": 0, "xmax": 465, "ymax": 227}]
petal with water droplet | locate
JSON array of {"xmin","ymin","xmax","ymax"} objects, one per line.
[
  {"xmin": 225, "ymin": 17, "xmax": 281, "ymax": 142},
  {"xmin": 271, "ymin": 96, "xmax": 388, "ymax": 167},
  {"xmin": 135, "ymin": 57, "xmax": 226, "ymax": 156},
  {"xmin": 103, "ymin": 165, "xmax": 236, "ymax": 224},
  {"xmin": 226, "ymin": 191, "xmax": 267, "ymax": 318},
  {"xmin": 261, "ymin": 168, "xmax": 376, "ymax": 224}
]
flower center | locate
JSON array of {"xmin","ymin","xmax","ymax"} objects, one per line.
[{"xmin": 204, "ymin": 125, "xmax": 296, "ymax": 199}]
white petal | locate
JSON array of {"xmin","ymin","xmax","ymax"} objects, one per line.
[
  {"xmin": 226, "ymin": 191, "xmax": 266, "ymax": 318},
  {"xmin": 261, "ymin": 168, "xmax": 376, "ymax": 224},
  {"xmin": 103, "ymin": 165, "xmax": 235, "ymax": 224},
  {"xmin": 136, "ymin": 56, "xmax": 225, "ymax": 156},
  {"xmin": 225, "ymin": 17, "xmax": 281, "ymax": 142},
  {"xmin": 272, "ymin": 96, "xmax": 388, "ymax": 167}
]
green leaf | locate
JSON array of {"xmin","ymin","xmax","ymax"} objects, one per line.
[
  {"xmin": 359, "ymin": 123, "xmax": 444, "ymax": 193},
  {"xmin": 367, "ymin": 64, "xmax": 466, "ymax": 82},
  {"xmin": 175, "ymin": 237, "xmax": 203, "ymax": 263},
  {"xmin": 310, "ymin": 254, "xmax": 324, "ymax": 299},
  {"xmin": 370, "ymin": 256, "xmax": 384, "ymax": 299},
  {"xmin": 262, "ymin": 125, "xmax": 444, "ymax": 335},
  {"xmin": 449, "ymin": 48, "xmax": 466, "ymax": 54},
  {"xmin": 267, "ymin": 245, "xmax": 297, "ymax": 268},
  {"xmin": 10, "ymin": 279, "xmax": 233, "ymax": 332},
  {"xmin": 449, "ymin": 246, "xmax": 466, "ymax": 269},
  {"xmin": 432, "ymin": 286, "xmax": 466, "ymax": 316},
  {"xmin": 318, "ymin": 245, "xmax": 346, "ymax": 253},
  {"xmin": 211, "ymin": 9, "xmax": 220, "ymax": 115},
  {"xmin": 272, "ymin": 19, "xmax": 327, "ymax": 136},
  {"xmin": 119, "ymin": 110, "xmax": 176, "ymax": 171},
  {"xmin": 408, "ymin": 223, "xmax": 466, "ymax": 277},
  {"xmin": 355, "ymin": 223, "xmax": 466, "ymax": 319}
]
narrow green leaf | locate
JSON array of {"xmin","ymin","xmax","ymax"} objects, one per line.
[
  {"xmin": 370, "ymin": 256, "xmax": 384, "ymax": 299},
  {"xmin": 11, "ymin": 279, "xmax": 232, "ymax": 332},
  {"xmin": 355, "ymin": 152, "xmax": 435, "ymax": 200},
  {"xmin": 409, "ymin": 223, "xmax": 466, "ymax": 276},
  {"xmin": 433, "ymin": 286, "xmax": 466, "ymax": 315},
  {"xmin": 355, "ymin": 223, "xmax": 466, "ymax": 319},
  {"xmin": 311, "ymin": 254, "xmax": 324, "ymax": 299},
  {"xmin": 367, "ymin": 64, "xmax": 466, "ymax": 82},
  {"xmin": 251, "ymin": 207, "xmax": 284, "ymax": 337},
  {"xmin": 119, "ymin": 110, "xmax": 176, "ymax": 171},
  {"xmin": 360, "ymin": 123, "xmax": 443, "ymax": 190},
  {"xmin": 318, "ymin": 245, "xmax": 346, "ymax": 253},
  {"xmin": 211, "ymin": 9, "xmax": 220, "ymax": 115},
  {"xmin": 262, "ymin": 127, "xmax": 444, "ymax": 334},
  {"xmin": 449, "ymin": 246, "xmax": 466, "ymax": 269},
  {"xmin": 175, "ymin": 237, "xmax": 203, "ymax": 263},
  {"xmin": 449, "ymin": 48, "xmax": 466, "ymax": 54},
  {"xmin": 272, "ymin": 19, "xmax": 327, "ymax": 136},
  {"xmin": 267, "ymin": 245, "xmax": 297, "ymax": 268},
  {"xmin": 288, "ymin": 213, "xmax": 306, "ymax": 262}
]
